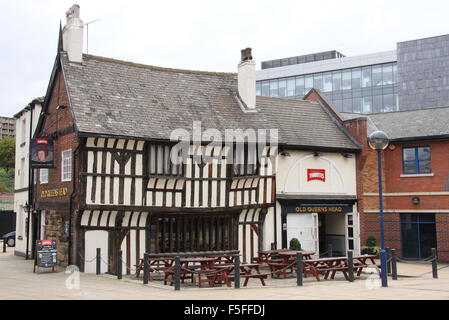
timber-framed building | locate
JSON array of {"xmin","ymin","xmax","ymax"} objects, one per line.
[{"xmin": 31, "ymin": 6, "xmax": 361, "ymax": 273}]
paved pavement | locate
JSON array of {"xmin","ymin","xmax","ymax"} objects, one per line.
[{"xmin": 1, "ymin": 247, "xmax": 449, "ymax": 300}]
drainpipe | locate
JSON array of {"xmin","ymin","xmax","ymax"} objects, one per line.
[
  {"xmin": 26, "ymin": 106, "xmax": 34, "ymax": 259},
  {"xmin": 68, "ymin": 142, "xmax": 81, "ymax": 265}
]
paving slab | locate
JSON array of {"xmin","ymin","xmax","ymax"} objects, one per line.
[{"xmin": 1, "ymin": 249, "xmax": 449, "ymax": 300}]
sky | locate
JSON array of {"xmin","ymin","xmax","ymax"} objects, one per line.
[{"xmin": 1, "ymin": 0, "xmax": 449, "ymax": 117}]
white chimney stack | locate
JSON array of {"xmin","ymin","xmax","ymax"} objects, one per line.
[
  {"xmin": 238, "ymin": 48, "xmax": 256, "ymax": 109},
  {"xmin": 62, "ymin": 4, "xmax": 84, "ymax": 63}
]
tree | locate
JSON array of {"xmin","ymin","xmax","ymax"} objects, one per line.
[{"xmin": 0, "ymin": 137, "xmax": 15, "ymax": 173}]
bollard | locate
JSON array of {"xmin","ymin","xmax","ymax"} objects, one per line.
[
  {"xmin": 117, "ymin": 250, "xmax": 122, "ymax": 280},
  {"xmin": 391, "ymin": 249, "xmax": 398, "ymax": 280},
  {"xmin": 328, "ymin": 244, "xmax": 333, "ymax": 257},
  {"xmin": 96, "ymin": 248, "xmax": 101, "ymax": 275},
  {"xmin": 174, "ymin": 256, "xmax": 181, "ymax": 290},
  {"xmin": 386, "ymin": 247, "xmax": 391, "ymax": 274},
  {"xmin": 296, "ymin": 252, "xmax": 303, "ymax": 286},
  {"xmin": 234, "ymin": 254, "xmax": 240, "ymax": 289},
  {"xmin": 2, "ymin": 238, "xmax": 6, "ymax": 253},
  {"xmin": 143, "ymin": 253, "xmax": 149, "ymax": 285},
  {"xmin": 347, "ymin": 251, "xmax": 354, "ymax": 282},
  {"xmin": 380, "ymin": 249, "xmax": 388, "ymax": 287},
  {"xmin": 431, "ymin": 248, "xmax": 438, "ymax": 279}
]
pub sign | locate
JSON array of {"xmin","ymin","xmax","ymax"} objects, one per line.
[
  {"xmin": 307, "ymin": 169, "xmax": 325, "ymax": 182},
  {"xmin": 31, "ymin": 138, "xmax": 54, "ymax": 168}
]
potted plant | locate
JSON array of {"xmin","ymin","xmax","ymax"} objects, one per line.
[
  {"xmin": 361, "ymin": 236, "xmax": 381, "ymax": 255},
  {"xmin": 289, "ymin": 238, "xmax": 302, "ymax": 251}
]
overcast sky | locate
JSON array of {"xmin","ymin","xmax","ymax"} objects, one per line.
[{"xmin": 1, "ymin": 0, "xmax": 448, "ymax": 117}]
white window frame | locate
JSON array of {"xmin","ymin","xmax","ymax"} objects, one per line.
[
  {"xmin": 40, "ymin": 168, "xmax": 48, "ymax": 184},
  {"xmin": 61, "ymin": 149, "xmax": 72, "ymax": 182}
]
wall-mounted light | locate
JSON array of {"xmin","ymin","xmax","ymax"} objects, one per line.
[
  {"xmin": 280, "ymin": 151, "xmax": 291, "ymax": 157},
  {"xmin": 412, "ymin": 197, "xmax": 420, "ymax": 205},
  {"xmin": 342, "ymin": 153, "xmax": 353, "ymax": 158},
  {"xmin": 313, "ymin": 152, "xmax": 321, "ymax": 157},
  {"xmin": 56, "ymin": 105, "xmax": 66, "ymax": 110}
]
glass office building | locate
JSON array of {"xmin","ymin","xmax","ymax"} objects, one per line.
[{"xmin": 256, "ymin": 62, "xmax": 398, "ymax": 114}]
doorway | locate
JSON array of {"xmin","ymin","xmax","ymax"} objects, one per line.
[
  {"xmin": 400, "ymin": 213, "xmax": 437, "ymax": 259},
  {"xmin": 318, "ymin": 213, "xmax": 346, "ymax": 256}
]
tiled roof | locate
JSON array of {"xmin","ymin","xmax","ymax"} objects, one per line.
[
  {"xmin": 341, "ymin": 107, "xmax": 449, "ymax": 140},
  {"xmin": 61, "ymin": 53, "xmax": 359, "ymax": 150}
]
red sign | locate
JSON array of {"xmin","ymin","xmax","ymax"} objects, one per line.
[
  {"xmin": 307, "ymin": 169, "xmax": 326, "ymax": 182},
  {"xmin": 41, "ymin": 240, "xmax": 53, "ymax": 246}
]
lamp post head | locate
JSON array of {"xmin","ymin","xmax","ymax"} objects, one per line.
[{"xmin": 368, "ymin": 130, "xmax": 389, "ymax": 150}]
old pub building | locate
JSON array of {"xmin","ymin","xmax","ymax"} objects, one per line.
[{"xmin": 29, "ymin": 6, "xmax": 366, "ymax": 273}]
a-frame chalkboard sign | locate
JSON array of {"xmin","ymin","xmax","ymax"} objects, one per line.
[{"xmin": 34, "ymin": 240, "xmax": 57, "ymax": 273}]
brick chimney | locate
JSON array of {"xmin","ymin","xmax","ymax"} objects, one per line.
[
  {"xmin": 238, "ymin": 48, "xmax": 256, "ymax": 109},
  {"xmin": 62, "ymin": 4, "xmax": 84, "ymax": 63}
]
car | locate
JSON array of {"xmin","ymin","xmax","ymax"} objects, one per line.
[{"xmin": 2, "ymin": 231, "xmax": 16, "ymax": 247}]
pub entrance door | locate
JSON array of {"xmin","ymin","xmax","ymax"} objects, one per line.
[{"xmin": 286, "ymin": 213, "xmax": 319, "ymax": 254}]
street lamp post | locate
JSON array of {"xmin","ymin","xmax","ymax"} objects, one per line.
[{"xmin": 368, "ymin": 130, "xmax": 389, "ymax": 287}]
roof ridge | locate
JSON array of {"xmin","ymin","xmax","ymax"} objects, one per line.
[{"xmin": 81, "ymin": 53, "xmax": 237, "ymax": 77}]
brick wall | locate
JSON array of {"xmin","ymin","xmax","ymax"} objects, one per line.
[
  {"xmin": 35, "ymin": 69, "xmax": 79, "ymax": 267},
  {"xmin": 363, "ymin": 139, "xmax": 449, "ymax": 261}
]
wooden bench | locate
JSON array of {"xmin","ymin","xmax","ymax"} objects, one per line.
[
  {"xmin": 228, "ymin": 273, "xmax": 270, "ymax": 286},
  {"xmin": 266, "ymin": 261, "xmax": 293, "ymax": 278}
]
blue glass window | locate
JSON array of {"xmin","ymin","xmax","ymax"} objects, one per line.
[
  {"xmin": 256, "ymin": 62, "xmax": 398, "ymax": 113},
  {"xmin": 270, "ymin": 80, "xmax": 279, "ymax": 97},
  {"xmin": 278, "ymin": 79, "xmax": 287, "ymax": 97},
  {"xmin": 403, "ymin": 146, "xmax": 431, "ymax": 174},
  {"xmin": 295, "ymin": 76, "xmax": 305, "ymax": 97},
  {"xmin": 287, "ymin": 78, "xmax": 295, "ymax": 97}
]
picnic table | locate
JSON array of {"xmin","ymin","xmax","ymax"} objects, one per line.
[
  {"xmin": 267, "ymin": 253, "xmax": 378, "ymax": 281},
  {"xmin": 257, "ymin": 249, "xmax": 291, "ymax": 263},
  {"xmin": 164, "ymin": 257, "xmax": 218, "ymax": 287},
  {"xmin": 134, "ymin": 257, "xmax": 174, "ymax": 279},
  {"xmin": 206, "ymin": 253, "xmax": 237, "ymax": 264},
  {"xmin": 277, "ymin": 251, "xmax": 316, "ymax": 262},
  {"xmin": 266, "ymin": 251, "xmax": 316, "ymax": 279},
  {"xmin": 212, "ymin": 263, "xmax": 269, "ymax": 287}
]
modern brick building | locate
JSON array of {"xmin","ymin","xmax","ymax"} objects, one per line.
[
  {"xmin": 307, "ymin": 89, "xmax": 449, "ymax": 261},
  {"xmin": 345, "ymin": 108, "xmax": 449, "ymax": 261}
]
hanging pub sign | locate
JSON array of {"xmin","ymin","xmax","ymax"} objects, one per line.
[
  {"xmin": 307, "ymin": 168, "xmax": 326, "ymax": 182},
  {"xmin": 30, "ymin": 138, "xmax": 54, "ymax": 168},
  {"xmin": 34, "ymin": 240, "xmax": 57, "ymax": 273}
]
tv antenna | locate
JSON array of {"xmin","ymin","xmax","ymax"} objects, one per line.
[{"xmin": 84, "ymin": 19, "xmax": 100, "ymax": 54}]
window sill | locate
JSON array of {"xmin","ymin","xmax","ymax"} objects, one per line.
[{"xmin": 400, "ymin": 173, "xmax": 434, "ymax": 178}]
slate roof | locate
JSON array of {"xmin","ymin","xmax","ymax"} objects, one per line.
[
  {"xmin": 341, "ymin": 107, "xmax": 449, "ymax": 141},
  {"xmin": 60, "ymin": 53, "xmax": 359, "ymax": 151}
]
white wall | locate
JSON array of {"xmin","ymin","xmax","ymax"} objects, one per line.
[
  {"xmin": 277, "ymin": 151, "xmax": 357, "ymax": 195},
  {"xmin": 13, "ymin": 103, "xmax": 42, "ymax": 256}
]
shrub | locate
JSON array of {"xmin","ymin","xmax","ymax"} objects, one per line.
[
  {"xmin": 289, "ymin": 238, "xmax": 301, "ymax": 251},
  {"xmin": 365, "ymin": 236, "xmax": 377, "ymax": 247}
]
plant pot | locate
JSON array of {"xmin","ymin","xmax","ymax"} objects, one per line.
[{"xmin": 361, "ymin": 248, "xmax": 376, "ymax": 255}]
